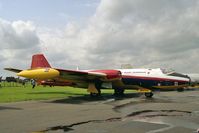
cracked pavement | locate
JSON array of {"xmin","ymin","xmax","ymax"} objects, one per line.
[{"xmin": 0, "ymin": 91, "xmax": 199, "ymax": 133}]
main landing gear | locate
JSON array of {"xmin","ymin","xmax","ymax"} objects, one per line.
[
  {"xmin": 89, "ymin": 81, "xmax": 102, "ymax": 97},
  {"xmin": 90, "ymin": 88, "xmax": 101, "ymax": 97},
  {"xmin": 144, "ymin": 92, "xmax": 154, "ymax": 98},
  {"xmin": 177, "ymin": 88, "xmax": 184, "ymax": 92},
  {"xmin": 114, "ymin": 88, "xmax": 125, "ymax": 96}
]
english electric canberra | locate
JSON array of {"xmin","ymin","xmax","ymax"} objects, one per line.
[{"xmin": 5, "ymin": 54, "xmax": 190, "ymax": 98}]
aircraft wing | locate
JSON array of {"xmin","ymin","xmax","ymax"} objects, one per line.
[
  {"xmin": 12, "ymin": 67, "xmax": 121, "ymax": 82},
  {"xmin": 4, "ymin": 68, "xmax": 22, "ymax": 73},
  {"xmin": 56, "ymin": 69, "xmax": 119, "ymax": 82}
]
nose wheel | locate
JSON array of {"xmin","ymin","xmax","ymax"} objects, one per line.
[{"xmin": 145, "ymin": 92, "xmax": 153, "ymax": 98}]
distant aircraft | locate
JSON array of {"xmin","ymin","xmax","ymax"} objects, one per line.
[{"xmin": 5, "ymin": 54, "xmax": 190, "ymax": 98}]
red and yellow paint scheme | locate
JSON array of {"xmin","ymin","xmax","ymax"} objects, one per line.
[{"xmin": 5, "ymin": 54, "xmax": 190, "ymax": 98}]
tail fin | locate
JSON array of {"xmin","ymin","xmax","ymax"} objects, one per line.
[{"xmin": 31, "ymin": 54, "xmax": 51, "ymax": 69}]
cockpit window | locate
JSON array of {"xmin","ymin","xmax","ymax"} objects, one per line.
[
  {"xmin": 161, "ymin": 68, "xmax": 175, "ymax": 74},
  {"xmin": 168, "ymin": 72, "xmax": 189, "ymax": 78},
  {"xmin": 161, "ymin": 68, "xmax": 189, "ymax": 78}
]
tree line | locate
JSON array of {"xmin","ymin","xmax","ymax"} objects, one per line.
[{"xmin": 0, "ymin": 77, "xmax": 30, "ymax": 83}]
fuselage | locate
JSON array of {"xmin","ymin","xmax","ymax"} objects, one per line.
[
  {"xmin": 39, "ymin": 68, "xmax": 190, "ymax": 90},
  {"xmin": 70, "ymin": 68, "xmax": 190, "ymax": 90},
  {"xmin": 114, "ymin": 68, "xmax": 190, "ymax": 90}
]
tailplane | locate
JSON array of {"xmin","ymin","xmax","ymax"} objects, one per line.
[{"xmin": 31, "ymin": 54, "xmax": 51, "ymax": 69}]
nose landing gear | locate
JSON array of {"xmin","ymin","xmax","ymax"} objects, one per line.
[{"xmin": 144, "ymin": 92, "xmax": 154, "ymax": 98}]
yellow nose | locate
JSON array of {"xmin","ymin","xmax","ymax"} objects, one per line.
[{"xmin": 17, "ymin": 68, "xmax": 60, "ymax": 79}]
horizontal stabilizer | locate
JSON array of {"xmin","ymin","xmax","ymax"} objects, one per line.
[{"xmin": 4, "ymin": 68, "xmax": 22, "ymax": 73}]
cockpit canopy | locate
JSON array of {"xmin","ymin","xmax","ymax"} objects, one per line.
[
  {"xmin": 161, "ymin": 68, "xmax": 175, "ymax": 74},
  {"xmin": 161, "ymin": 68, "xmax": 190, "ymax": 79}
]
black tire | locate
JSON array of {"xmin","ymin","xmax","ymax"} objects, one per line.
[
  {"xmin": 114, "ymin": 88, "xmax": 125, "ymax": 96},
  {"xmin": 145, "ymin": 92, "xmax": 153, "ymax": 98},
  {"xmin": 90, "ymin": 92, "xmax": 100, "ymax": 97},
  {"xmin": 177, "ymin": 88, "xmax": 184, "ymax": 92}
]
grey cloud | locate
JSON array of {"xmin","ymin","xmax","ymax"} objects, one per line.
[
  {"xmin": 80, "ymin": 0, "xmax": 199, "ymax": 72},
  {"xmin": 0, "ymin": 19, "xmax": 40, "ymax": 49},
  {"xmin": 96, "ymin": 0, "xmax": 197, "ymax": 23},
  {"xmin": 27, "ymin": 0, "xmax": 199, "ymax": 74},
  {"xmin": 0, "ymin": 19, "xmax": 41, "ymax": 76},
  {"xmin": 0, "ymin": 55, "xmax": 5, "ymax": 62}
]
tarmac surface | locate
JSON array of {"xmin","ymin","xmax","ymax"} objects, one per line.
[{"xmin": 0, "ymin": 90, "xmax": 199, "ymax": 133}]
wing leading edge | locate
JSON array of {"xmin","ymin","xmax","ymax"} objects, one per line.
[{"xmin": 57, "ymin": 69, "xmax": 121, "ymax": 82}]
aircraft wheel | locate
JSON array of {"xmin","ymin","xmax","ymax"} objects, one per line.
[
  {"xmin": 114, "ymin": 88, "xmax": 124, "ymax": 96},
  {"xmin": 145, "ymin": 92, "xmax": 153, "ymax": 98},
  {"xmin": 177, "ymin": 88, "xmax": 184, "ymax": 92},
  {"xmin": 90, "ymin": 92, "xmax": 101, "ymax": 97}
]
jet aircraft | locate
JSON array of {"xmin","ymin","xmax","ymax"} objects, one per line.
[{"xmin": 5, "ymin": 54, "xmax": 190, "ymax": 98}]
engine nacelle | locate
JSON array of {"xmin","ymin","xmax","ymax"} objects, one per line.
[{"xmin": 91, "ymin": 70, "xmax": 122, "ymax": 81}]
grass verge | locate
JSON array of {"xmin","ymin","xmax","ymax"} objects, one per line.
[
  {"xmin": 0, "ymin": 84, "xmax": 137, "ymax": 103},
  {"xmin": 0, "ymin": 84, "xmax": 87, "ymax": 103}
]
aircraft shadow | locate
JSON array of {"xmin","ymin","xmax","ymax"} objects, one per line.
[
  {"xmin": 49, "ymin": 93, "xmax": 141, "ymax": 104},
  {"xmin": 0, "ymin": 106, "xmax": 22, "ymax": 111},
  {"xmin": 27, "ymin": 92, "xmax": 84, "ymax": 95}
]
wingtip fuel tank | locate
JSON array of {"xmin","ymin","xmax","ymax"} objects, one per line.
[{"xmin": 17, "ymin": 68, "xmax": 60, "ymax": 79}]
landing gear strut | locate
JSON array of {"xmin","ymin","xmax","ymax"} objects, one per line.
[
  {"xmin": 144, "ymin": 92, "xmax": 153, "ymax": 98},
  {"xmin": 89, "ymin": 80, "xmax": 102, "ymax": 97}
]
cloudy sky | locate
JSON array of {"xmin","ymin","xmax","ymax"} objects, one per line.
[{"xmin": 1, "ymin": 0, "xmax": 199, "ymax": 77}]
